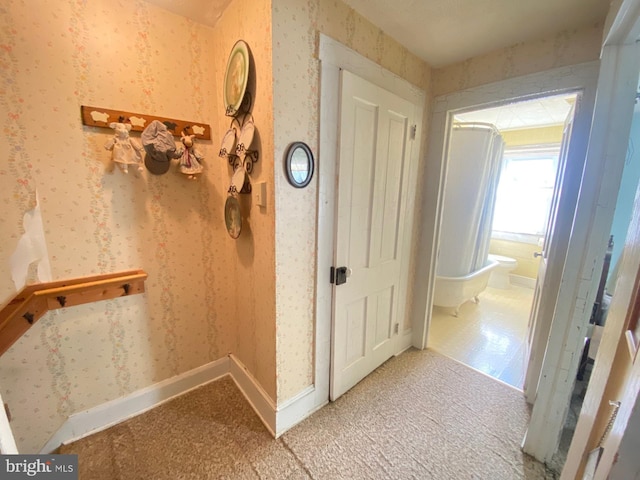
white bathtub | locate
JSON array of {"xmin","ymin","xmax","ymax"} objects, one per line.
[{"xmin": 433, "ymin": 260, "xmax": 499, "ymax": 316}]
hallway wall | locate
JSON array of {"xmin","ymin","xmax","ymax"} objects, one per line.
[
  {"xmin": 211, "ymin": 0, "xmax": 277, "ymax": 402},
  {"xmin": 0, "ymin": 0, "xmax": 243, "ymax": 452},
  {"xmin": 271, "ymin": 0, "xmax": 431, "ymax": 402},
  {"xmin": 432, "ymin": 22, "xmax": 603, "ymax": 96}
]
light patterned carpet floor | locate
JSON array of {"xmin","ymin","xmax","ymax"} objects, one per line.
[{"xmin": 60, "ymin": 349, "xmax": 558, "ymax": 479}]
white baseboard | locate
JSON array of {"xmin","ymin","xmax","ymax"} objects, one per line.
[
  {"xmin": 276, "ymin": 385, "xmax": 324, "ymax": 436},
  {"xmin": 228, "ymin": 354, "xmax": 277, "ymax": 436},
  {"xmin": 39, "ymin": 354, "xmax": 325, "ymax": 453},
  {"xmin": 40, "ymin": 356, "xmax": 229, "ymax": 453},
  {"xmin": 227, "ymin": 355, "xmax": 325, "ymax": 437},
  {"xmin": 510, "ymin": 274, "xmax": 536, "ymax": 289}
]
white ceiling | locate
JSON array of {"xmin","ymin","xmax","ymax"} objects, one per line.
[
  {"xmin": 454, "ymin": 93, "xmax": 577, "ymax": 131},
  {"xmin": 144, "ymin": 0, "xmax": 610, "ymax": 67}
]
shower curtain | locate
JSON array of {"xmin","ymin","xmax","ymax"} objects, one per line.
[{"xmin": 437, "ymin": 123, "xmax": 505, "ymax": 278}]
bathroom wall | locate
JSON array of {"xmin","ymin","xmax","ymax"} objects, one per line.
[
  {"xmin": 489, "ymin": 239, "xmax": 541, "ymax": 279},
  {"xmin": 501, "ymin": 125, "xmax": 564, "ymax": 147},
  {"xmin": 432, "ymin": 22, "xmax": 603, "ymax": 97},
  {"xmin": 271, "ymin": 0, "xmax": 431, "ymax": 402},
  {"xmin": 0, "ymin": 0, "xmax": 241, "ymax": 452}
]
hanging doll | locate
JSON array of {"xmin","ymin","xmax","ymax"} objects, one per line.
[
  {"xmin": 178, "ymin": 127, "xmax": 204, "ymax": 179},
  {"xmin": 104, "ymin": 121, "xmax": 144, "ymax": 173}
]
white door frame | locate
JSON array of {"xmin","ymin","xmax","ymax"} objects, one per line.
[
  {"xmin": 411, "ymin": 62, "xmax": 599, "ymax": 462},
  {"xmin": 0, "ymin": 390, "xmax": 17, "ymax": 453},
  {"xmin": 315, "ymin": 35, "xmax": 425, "ymax": 404},
  {"xmin": 525, "ymin": 1, "xmax": 640, "ymax": 463}
]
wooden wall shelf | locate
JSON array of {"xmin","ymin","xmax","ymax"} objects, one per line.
[{"xmin": 0, "ymin": 270, "xmax": 147, "ymax": 357}]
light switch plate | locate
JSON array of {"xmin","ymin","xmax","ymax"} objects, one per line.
[{"xmin": 255, "ymin": 182, "xmax": 267, "ymax": 207}]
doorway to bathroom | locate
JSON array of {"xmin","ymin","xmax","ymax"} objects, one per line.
[{"xmin": 427, "ymin": 91, "xmax": 578, "ymax": 391}]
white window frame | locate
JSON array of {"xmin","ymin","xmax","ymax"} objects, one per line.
[{"xmin": 492, "ymin": 143, "xmax": 561, "ymax": 244}]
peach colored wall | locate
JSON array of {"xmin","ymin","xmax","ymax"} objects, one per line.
[
  {"xmin": 0, "ymin": 0, "xmax": 238, "ymax": 452},
  {"xmin": 272, "ymin": 0, "xmax": 431, "ymax": 402},
  {"xmin": 212, "ymin": 0, "xmax": 277, "ymax": 401},
  {"xmin": 501, "ymin": 125, "xmax": 564, "ymax": 146},
  {"xmin": 432, "ymin": 22, "xmax": 604, "ymax": 97}
]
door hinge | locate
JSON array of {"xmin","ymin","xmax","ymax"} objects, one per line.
[
  {"xmin": 330, "ymin": 266, "xmax": 335, "ymax": 284},
  {"xmin": 410, "ymin": 125, "xmax": 417, "ymax": 140},
  {"xmin": 394, "ymin": 323, "xmax": 399, "ymax": 334}
]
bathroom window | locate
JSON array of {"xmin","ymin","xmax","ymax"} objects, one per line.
[{"xmin": 491, "ymin": 145, "xmax": 560, "ymax": 242}]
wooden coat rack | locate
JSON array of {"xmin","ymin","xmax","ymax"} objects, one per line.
[
  {"xmin": 81, "ymin": 106, "xmax": 211, "ymax": 140},
  {"xmin": 0, "ymin": 270, "xmax": 147, "ymax": 356}
]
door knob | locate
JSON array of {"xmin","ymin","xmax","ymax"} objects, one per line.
[{"xmin": 534, "ymin": 252, "xmax": 543, "ymax": 258}]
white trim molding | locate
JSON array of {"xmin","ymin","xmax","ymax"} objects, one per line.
[
  {"xmin": 42, "ymin": 356, "xmax": 230, "ymax": 454},
  {"xmin": 228, "ymin": 354, "xmax": 276, "ymax": 436},
  {"xmin": 38, "ymin": 353, "xmax": 326, "ymax": 453},
  {"xmin": 319, "ymin": 35, "xmax": 425, "ymax": 104},
  {"xmin": 524, "ymin": 43, "xmax": 640, "ymax": 464},
  {"xmin": 275, "ymin": 385, "xmax": 325, "ymax": 436}
]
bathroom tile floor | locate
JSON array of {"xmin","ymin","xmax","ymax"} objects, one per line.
[{"xmin": 428, "ymin": 284, "xmax": 534, "ymax": 390}]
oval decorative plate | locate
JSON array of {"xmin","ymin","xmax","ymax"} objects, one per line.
[
  {"xmin": 219, "ymin": 128, "xmax": 237, "ymax": 157},
  {"xmin": 224, "ymin": 195, "xmax": 242, "ymax": 239},
  {"xmin": 223, "ymin": 40, "xmax": 250, "ymax": 116},
  {"xmin": 231, "ymin": 165, "xmax": 246, "ymax": 191},
  {"xmin": 236, "ymin": 116, "xmax": 255, "ymax": 153}
]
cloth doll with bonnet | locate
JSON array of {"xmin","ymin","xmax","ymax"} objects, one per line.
[
  {"xmin": 178, "ymin": 127, "xmax": 204, "ymax": 179},
  {"xmin": 104, "ymin": 121, "xmax": 143, "ymax": 173}
]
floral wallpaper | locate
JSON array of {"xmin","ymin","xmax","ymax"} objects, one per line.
[
  {"xmin": 211, "ymin": 0, "xmax": 277, "ymax": 401},
  {"xmin": 0, "ymin": 0, "xmax": 239, "ymax": 452},
  {"xmin": 317, "ymin": 0, "xmax": 430, "ymax": 91},
  {"xmin": 272, "ymin": 0, "xmax": 431, "ymax": 403},
  {"xmin": 432, "ymin": 22, "xmax": 604, "ymax": 97}
]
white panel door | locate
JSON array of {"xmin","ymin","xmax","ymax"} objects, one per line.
[{"xmin": 331, "ymin": 70, "xmax": 414, "ymax": 400}]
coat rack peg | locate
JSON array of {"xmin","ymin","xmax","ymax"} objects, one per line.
[
  {"xmin": 162, "ymin": 121, "xmax": 178, "ymax": 133},
  {"xmin": 122, "ymin": 283, "xmax": 130, "ymax": 295},
  {"xmin": 23, "ymin": 313, "xmax": 34, "ymax": 324},
  {"xmin": 56, "ymin": 296, "xmax": 67, "ymax": 307}
]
